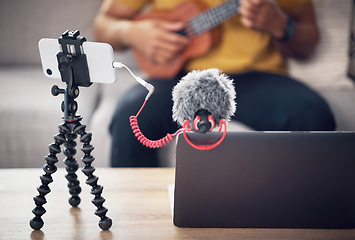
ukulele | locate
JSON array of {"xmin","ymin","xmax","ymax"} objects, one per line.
[{"xmin": 133, "ymin": 0, "xmax": 240, "ymax": 79}]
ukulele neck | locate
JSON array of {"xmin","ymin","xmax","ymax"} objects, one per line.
[{"xmin": 187, "ymin": 0, "xmax": 240, "ymax": 37}]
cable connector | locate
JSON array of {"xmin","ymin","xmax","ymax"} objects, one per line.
[
  {"xmin": 112, "ymin": 61, "xmax": 124, "ymax": 69},
  {"xmin": 145, "ymin": 83, "xmax": 154, "ymax": 100},
  {"xmin": 113, "ymin": 61, "xmax": 154, "ymax": 100}
]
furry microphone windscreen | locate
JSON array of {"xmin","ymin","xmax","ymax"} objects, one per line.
[{"xmin": 172, "ymin": 68, "xmax": 236, "ymax": 127}]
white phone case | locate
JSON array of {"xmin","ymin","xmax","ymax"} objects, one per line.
[{"xmin": 38, "ymin": 38, "xmax": 117, "ymax": 84}]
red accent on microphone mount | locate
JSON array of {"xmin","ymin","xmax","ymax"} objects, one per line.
[{"xmin": 182, "ymin": 119, "xmax": 227, "ymax": 150}]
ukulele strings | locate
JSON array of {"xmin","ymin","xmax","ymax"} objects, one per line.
[{"xmin": 179, "ymin": 0, "xmax": 240, "ymax": 37}]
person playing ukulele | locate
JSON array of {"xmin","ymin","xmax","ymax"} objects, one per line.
[{"xmin": 94, "ymin": 0, "xmax": 336, "ymax": 167}]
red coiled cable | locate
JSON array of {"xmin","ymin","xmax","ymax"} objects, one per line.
[
  {"xmin": 129, "ymin": 99, "xmax": 227, "ymax": 150},
  {"xmin": 129, "ymin": 100, "xmax": 188, "ymax": 148}
]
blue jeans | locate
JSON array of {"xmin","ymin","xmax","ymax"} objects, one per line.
[{"xmin": 109, "ymin": 71, "xmax": 336, "ymax": 167}]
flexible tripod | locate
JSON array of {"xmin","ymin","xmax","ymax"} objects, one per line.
[{"xmin": 30, "ymin": 30, "xmax": 112, "ymax": 231}]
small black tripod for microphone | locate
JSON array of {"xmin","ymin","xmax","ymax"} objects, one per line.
[{"xmin": 29, "ymin": 30, "xmax": 112, "ymax": 231}]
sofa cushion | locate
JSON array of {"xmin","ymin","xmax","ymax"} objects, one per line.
[
  {"xmin": 288, "ymin": 0, "xmax": 355, "ymax": 91},
  {"xmin": 0, "ymin": 66, "xmax": 100, "ymax": 168}
]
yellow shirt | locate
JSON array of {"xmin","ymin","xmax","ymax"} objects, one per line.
[{"xmin": 120, "ymin": 0, "xmax": 311, "ymax": 75}]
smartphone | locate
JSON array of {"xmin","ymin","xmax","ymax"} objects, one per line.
[{"xmin": 38, "ymin": 38, "xmax": 117, "ymax": 84}]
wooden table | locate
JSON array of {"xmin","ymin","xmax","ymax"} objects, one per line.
[{"xmin": 0, "ymin": 168, "xmax": 354, "ymax": 240}]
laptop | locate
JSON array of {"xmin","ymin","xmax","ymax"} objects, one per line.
[{"xmin": 172, "ymin": 131, "xmax": 355, "ymax": 229}]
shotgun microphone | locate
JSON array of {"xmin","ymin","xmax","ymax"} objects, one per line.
[{"xmin": 172, "ymin": 68, "xmax": 236, "ymax": 133}]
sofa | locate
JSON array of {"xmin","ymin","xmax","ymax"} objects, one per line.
[{"xmin": 0, "ymin": 0, "xmax": 354, "ymax": 168}]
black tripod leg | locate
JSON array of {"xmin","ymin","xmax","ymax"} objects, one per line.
[
  {"xmin": 30, "ymin": 126, "xmax": 66, "ymax": 230},
  {"xmin": 62, "ymin": 122, "xmax": 82, "ymax": 207},
  {"xmin": 74, "ymin": 123, "xmax": 113, "ymax": 230}
]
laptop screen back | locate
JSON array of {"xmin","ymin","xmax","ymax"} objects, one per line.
[{"xmin": 174, "ymin": 131, "xmax": 355, "ymax": 228}]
